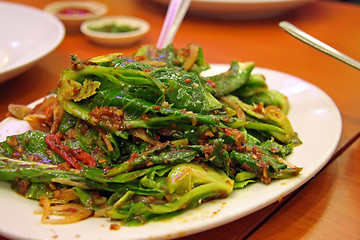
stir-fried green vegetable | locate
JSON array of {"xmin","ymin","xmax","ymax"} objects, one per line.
[{"xmin": 0, "ymin": 43, "xmax": 302, "ymax": 225}]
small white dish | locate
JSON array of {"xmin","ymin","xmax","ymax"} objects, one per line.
[
  {"xmin": 0, "ymin": 2, "xmax": 65, "ymax": 84},
  {"xmin": 44, "ymin": 1, "xmax": 108, "ymax": 31},
  {"xmin": 80, "ymin": 16, "xmax": 150, "ymax": 47}
]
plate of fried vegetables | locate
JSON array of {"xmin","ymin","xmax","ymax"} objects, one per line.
[{"xmin": 0, "ymin": 44, "xmax": 341, "ymax": 240}]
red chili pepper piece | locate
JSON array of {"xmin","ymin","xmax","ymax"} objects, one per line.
[
  {"xmin": 45, "ymin": 134, "xmax": 96, "ymax": 169},
  {"xmin": 72, "ymin": 149, "xmax": 97, "ymax": 168}
]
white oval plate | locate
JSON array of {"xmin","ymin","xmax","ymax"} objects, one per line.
[
  {"xmin": 152, "ymin": 0, "xmax": 318, "ymax": 19},
  {"xmin": 0, "ymin": 2, "xmax": 65, "ymax": 84},
  {"xmin": 0, "ymin": 64, "xmax": 341, "ymax": 240}
]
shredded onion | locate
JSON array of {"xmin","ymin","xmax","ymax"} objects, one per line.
[
  {"xmin": 40, "ymin": 197, "xmax": 51, "ymax": 223},
  {"xmin": 39, "ymin": 197, "xmax": 92, "ymax": 224},
  {"xmin": 7, "ymin": 104, "xmax": 32, "ymax": 119},
  {"xmin": 53, "ymin": 188, "xmax": 79, "ymax": 201},
  {"xmin": 219, "ymin": 96, "xmax": 246, "ymax": 121},
  {"xmin": 23, "ymin": 113, "xmax": 51, "ymax": 132},
  {"xmin": 50, "ymin": 103, "xmax": 65, "ymax": 134},
  {"xmin": 100, "ymin": 132, "xmax": 114, "ymax": 152},
  {"xmin": 129, "ymin": 128, "xmax": 156, "ymax": 145},
  {"xmin": 182, "ymin": 44, "xmax": 199, "ymax": 71},
  {"xmin": 140, "ymin": 59, "xmax": 166, "ymax": 67},
  {"xmin": 94, "ymin": 206, "xmax": 111, "ymax": 218},
  {"xmin": 51, "ymin": 178, "xmax": 90, "ymax": 189}
]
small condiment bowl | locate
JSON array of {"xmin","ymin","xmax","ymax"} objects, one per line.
[
  {"xmin": 44, "ymin": 1, "xmax": 108, "ymax": 32},
  {"xmin": 80, "ymin": 16, "xmax": 150, "ymax": 47}
]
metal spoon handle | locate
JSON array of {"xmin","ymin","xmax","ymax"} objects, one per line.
[{"xmin": 279, "ymin": 21, "xmax": 360, "ymax": 70}]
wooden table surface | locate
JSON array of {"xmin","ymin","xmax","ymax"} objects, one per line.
[{"xmin": 0, "ymin": 0, "xmax": 359, "ymax": 239}]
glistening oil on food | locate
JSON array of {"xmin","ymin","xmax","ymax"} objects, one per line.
[{"xmin": 0, "ymin": 44, "xmax": 302, "ymax": 226}]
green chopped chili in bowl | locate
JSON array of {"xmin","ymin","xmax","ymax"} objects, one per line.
[
  {"xmin": 80, "ymin": 16, "xmax": 150, "ymax": 46},
  {"xmin": 88, "ymin": 23, "xmax": 139, "ymax": 33}
]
